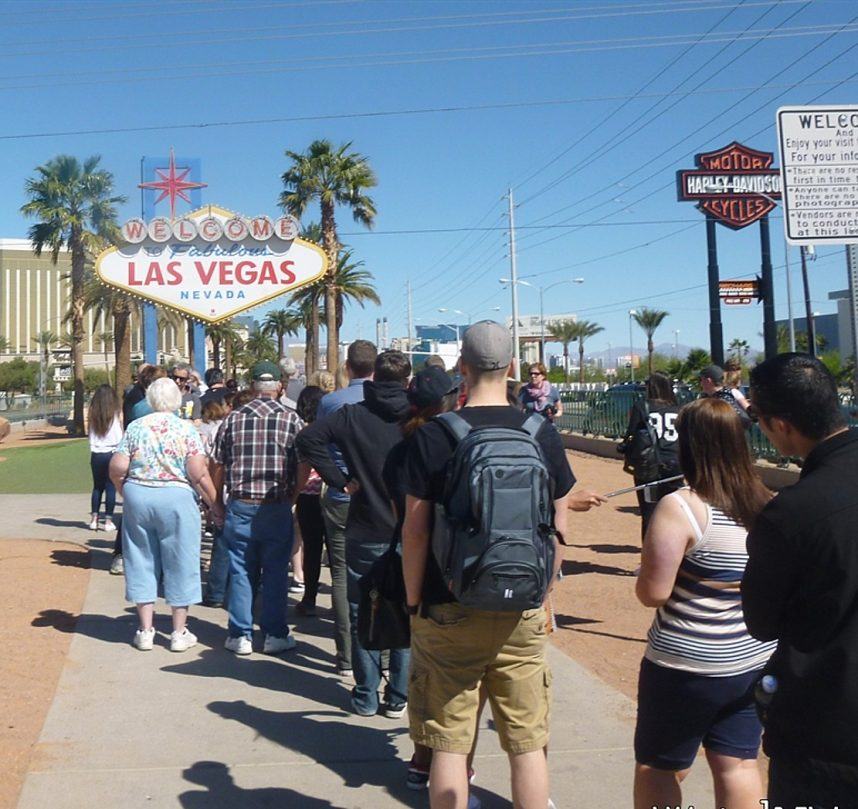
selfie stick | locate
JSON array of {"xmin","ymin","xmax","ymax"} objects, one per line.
[{"xmin": 603, "ymin": 475, "xmax": 684, "ymax": 499}]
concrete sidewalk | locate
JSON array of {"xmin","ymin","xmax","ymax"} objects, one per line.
[{"xmin": 10, "ymin": 494, "xmax": 715, "ymax": 808}]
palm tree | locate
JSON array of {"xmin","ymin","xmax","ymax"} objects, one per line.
[
  {"xmin": 0, "ymin": 336, "xmax": 9, "ymax": 354},
  {"xmin": 207, "ymin": 320, "xmax": 242, "ymax": 371},
  {"xmin": 331, "ymin": 248, "xmax": 381, "ymax": 330},
  {"xmin": 79, "ymin": 269, "xmax": 140, "ymax": 395},
  {"xmin": 280, "ymin": 140, "xmax": 377, "ymax": 371},
  {"xmin": 21, "ymin": 155, "xmax": 124, "ymax": 433},
  {"xmin": 262, "ymin": 309, "xmax": 300, "ymax": 362},
  {"xmin": 571, "ymin": 320, "xmax": 604, "ymax": 384},
  {"xmin": 245, "ymin": 330, "xmax": 277, "ymax": 363},
  {"xmin": 33, "ymin": 330, "xmax": 56, "ymax": 396},
  {"xmin": 729, "ymin": 338, "xmax": 750, "ymax": 364},
  {"xmin": 632, "ymin": 308, "xmax": 669, "ymax": 376},
  {"xmin": 548, "ymin": 320, "xmax": 578, "ymax": 382},
  {"xmin": 97, "ymin": 330, "xmax": 114, "ymax": 380},
  {"xmin": 682, "ymin": 348, "xmax": 712, "ymax": 381},
  {"xmin": 290, "ymin": 222, "xmax": 326, "ymax": 375}
]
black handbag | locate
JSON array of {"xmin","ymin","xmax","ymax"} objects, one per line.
[{"xmin": 357, "ymin": 535, "xmax": 411, "ymax": 651}]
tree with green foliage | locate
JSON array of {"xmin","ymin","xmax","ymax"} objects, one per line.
[
  {"xmin": 331, "ymin": 248, "xmax": 381, "ymax": 331},
  {"xmin": 206, "ymin": 321, "xmax": 242, "ymax": 371},
  {"xmin": 728, "ymin": 338, "xmax": 750, "ymax": 364},
  {"xmin": 682, "ymin": 348, "xmax": 713, "ymax": 382},
  {"xmin": 0, "ymin": 358, "xmax": 41, "ymax": 402},
  {"xmin": 262, "ymin": 309, "xmax": 301, "ymax": 362},
  {"xmin": 547, "ymin": 320, "xmax": 578, "ymax": 382},
  {"xmin": 280, "ymin": 140, "xmax": 377, "ymax": 372},
  {"xmin": 245, "ymin": 330, "xmax": 277, "ymax": 363},
  {"xmin": 632, "ymin": 308, "xmax": 669, "ymax": 376},
  {"xmin": 21, "ymin": 155, "xmax": 124, "ymax": 433},
  {"xmin": 571, "ymin": 320, "xmax": 604, "ymax": 384}
]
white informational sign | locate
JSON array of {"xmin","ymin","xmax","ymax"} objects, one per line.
[
  {"xmin": 776, "ymin": 106, "xmax": 858, "ymax": 245},
  {"xmin": 95, "ymin": 205, "xmax": 327, "ymax": 323},
  {"xmin": 53, "ymin": 366, "xmax": 71, "ymax": 382}
]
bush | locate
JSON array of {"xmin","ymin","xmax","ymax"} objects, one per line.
[{"xmin": 62, "ymin": 368, "xmax": 112, "ymax": 394}]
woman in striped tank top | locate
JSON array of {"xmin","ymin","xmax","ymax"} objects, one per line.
[{"xmin": 633, "ymin": 397, "xmax": 776, "ymax": 809}]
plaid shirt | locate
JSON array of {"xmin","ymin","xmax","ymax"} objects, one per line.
[{"xmin": 211, "ymin": 396, "xmax": 304, "ymax": 500}]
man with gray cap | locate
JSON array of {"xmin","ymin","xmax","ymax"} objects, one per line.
[
  {"xmin": 402, "ymin": 320, "xmax": 603, "ymax": 807},
  {"xmin": 211, "ymin": 360, "xmax": 304, "ymax": 656}
]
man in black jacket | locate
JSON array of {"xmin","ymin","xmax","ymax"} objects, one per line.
[
  {"xmin": 742, "ymin": 352, "xmax": 857, "ymax": 807},
  {"xmin": 296, "ymin": 350, "xmax": 412, "ymax": 718}
]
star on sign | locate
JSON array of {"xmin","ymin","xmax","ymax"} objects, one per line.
[{"xmin": 139, "ymin": 147, "xmax": 207, "ymax": 220}]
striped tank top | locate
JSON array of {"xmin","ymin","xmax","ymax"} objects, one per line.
[{"xmin": 644, "ymin": 489, "xmax": 776, "ymax": 676}]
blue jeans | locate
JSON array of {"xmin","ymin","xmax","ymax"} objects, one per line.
[
  {"xmin": 122, "ymin": 482, "xmax": 201, "ymax": 606},
  {"xmin": 224, "ymin": 500, "xmax": 293, "ymax": 639},
  {"xmin": 205, "ymin": 526, "xmax": 230, "ymax": 603},
  {"xmin": 90, "ymin": 451, "xmax": 116, "ymax": 516},
  {"xmin": 346, "ymin": 539, "xmax": 410, "ymax": 714}
]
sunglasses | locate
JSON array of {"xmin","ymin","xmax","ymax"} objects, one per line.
[{"xmin": 529, "ymin": 372, "xmax": 543, "ymax": 377}]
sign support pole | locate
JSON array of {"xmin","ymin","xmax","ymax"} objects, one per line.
[
  {"xmin": 800, "ymin": 246, "xmax": 817, "ymax": 357},
  {"xmin": 847, "ymin": 245, "xmax": 858, "ymax": 393},
  {"xmin": 705, "ymin": 215, "xmax": 724, "ymax": 366},
  {"xmin": 760, "ymin": 215, "xmax": 777, "ymax": 359}
]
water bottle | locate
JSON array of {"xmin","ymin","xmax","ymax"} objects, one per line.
[{"xmin": 754, "ymin": 673, "xmax": 778, "ymax": 724}]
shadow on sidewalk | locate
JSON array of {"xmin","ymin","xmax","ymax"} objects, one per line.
[
  {"xmin": 581, "ymin": 543, "xmax": 639, "ymax": 555},
  {"xmin": 561, "ymin": 559, "xmax": 635, "ymax": 577},
  {"xmin": 554, "ymin": 613, "xmax": 646, "ymax": 644},
  {"xmin": 36, "ymin": 517, "xmax": 91, "ymax": 530},
  {"xmin": 49, "ymin": 548, "xmax": 90, "ymax": 568},
  {"xmin": 179, "ymin": 760, "xmax": 343, "ymax": 808}
]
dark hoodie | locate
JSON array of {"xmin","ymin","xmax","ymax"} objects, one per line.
[{"xmin": 296, "ymin": 380, "xmax": 409, "ymax": 543}]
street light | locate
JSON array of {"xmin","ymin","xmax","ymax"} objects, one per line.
[
  {"xmin": 437, "ymin": 308, "xmax": 461, "ymax": 344},
  {"xmin": 628, "ymin": 309, "xmax": 637, "ymax": 383},
  {"xmin": 499, "ymin": 277, "xmax": 584, "ymax": 367}
]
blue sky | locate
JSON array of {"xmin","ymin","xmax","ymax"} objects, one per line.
[{"xmin": 2, "ymin": 0, "xmax": 857, "ymax": 357}]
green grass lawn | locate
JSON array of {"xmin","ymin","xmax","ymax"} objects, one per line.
[{"xmin": 0, "ymin": 439, "xmax": 92, "ymax": 494}]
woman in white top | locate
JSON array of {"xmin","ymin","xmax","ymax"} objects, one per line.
[
  {"xmin": 87, "ymin": 384, "xmax": 123, "ymax": 532},
  {"xmin": 634, "ymin": 397, "xmax": 775, "ymax": 809}
]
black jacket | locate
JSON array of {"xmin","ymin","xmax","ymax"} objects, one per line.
[
  {"xmin": 742, "ymin": 428, "xmax": 858, "ymax": 778},
  {"xmin": 296, "ymin": 381, "xmax": 409, "ymax": 543}
]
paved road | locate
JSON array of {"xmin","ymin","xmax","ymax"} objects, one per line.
[{"xmin": 7, "ymin": 486, "xmax": 715, "ymax": 808}]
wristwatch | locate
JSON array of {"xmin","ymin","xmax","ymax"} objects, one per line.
[{"xmin": 407, "ymin": 604, "xmax": 420, "ymax": 616}]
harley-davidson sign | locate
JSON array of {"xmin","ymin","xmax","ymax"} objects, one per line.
[
  {"xmin": 677, "ymin": 142, "xmax": 782, "ymax": 229},
  {"xmin": 95, "ymin": 205, "xmax": 327, "ymax": 323}
]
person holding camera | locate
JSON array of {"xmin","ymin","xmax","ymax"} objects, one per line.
[{"xmin": 519, "ymin": 362, "xmax": 563, "ymax": 421}]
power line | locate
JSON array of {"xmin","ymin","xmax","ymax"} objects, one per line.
[
  {"xmin": 3, "ymin": 75, "xmax": 858, "ymax": 141},
  {"xmin": 518, "ymin": 0, "xmax": 810, "ymax": 210},
  {"xmin": 4, "ymin": 17, "xmax": 854, "ymax": 90}
]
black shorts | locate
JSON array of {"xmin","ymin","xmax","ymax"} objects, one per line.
[{"xmin": 634, "ymin": 657, "xmax": 764, "ymax": 771}]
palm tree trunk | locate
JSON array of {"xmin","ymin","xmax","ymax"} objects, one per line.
[
  {"xmin": 277, "ymin": 328, "xmax": 284, "ymax": 362},
  {"xmin": 310, "ymin": 298, "xmax": 320, "ymax": 375},
  {"xmin": 70, "ymin": 230, "xmax": 85, "ymax": 434},
  {"xmin": 321, "ymin": 199, "xmax": 339, "ymax": 371},
  {"xmin": 578, "ymin": 341, "xmax": 585, "ymax": 385},
  {"xmin": 647, "ymin": 336, "xmax": 654, "ymax": 375},
  {"xmin": 213, "ymin": 336, "xmax": 221, "ymax": 369},
  {"xmin": 563, "ymin": 343, "xmax": 570, "ymax": 383},
  {"xmin": 113, "ymin": 304, "xmax": 132, "ymax": 395},
  {"xmin": 224, "ymin": 337, "xmax": 232, "ymax": 377}
]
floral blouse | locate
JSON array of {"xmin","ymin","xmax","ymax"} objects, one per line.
[{"xmin": 116, "ymin": 412, "xmax": 205, "ymax": 489}]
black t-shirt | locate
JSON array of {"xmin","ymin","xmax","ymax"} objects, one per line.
[
  {"xmin": 199, "ymin": 386, "xmax": 229, "ymax": 409},
  {"xmin": 402, "ymin": 405, "xmax": 577, "ymax": 604}
]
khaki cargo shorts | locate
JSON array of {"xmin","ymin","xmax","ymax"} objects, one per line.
[{"xmin": 408, "ymin": 602, "xmax": 551, "ymax": 755}]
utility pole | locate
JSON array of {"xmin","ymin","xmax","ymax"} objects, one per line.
[
  {"xmin": 507, "ymin": 189, "xmax": 521, "ymax": 379},
  {"xmin": 800, "ymin": 246, "xmax": 816, "ymax": 357},
  {"xmin": 406, "ymin": 279, "xmax": 414, "ymax": 355},
  {"xmin": 784, "ymin": 241, "xmax": 796, "ymax": 352}
]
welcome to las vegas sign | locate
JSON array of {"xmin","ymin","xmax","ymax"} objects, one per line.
[{"xmin": 95, "ymin": 205, "xmax": 328, "ymax": 323}]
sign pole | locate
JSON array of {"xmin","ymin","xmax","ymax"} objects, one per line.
[
  {"xmin": 705, "ymin": 215, "xmax": 724, "ymax": 366},
  {"xmin": 847, "ymin": 245, "xmax": 858, "ymax": 393},
  {"xmin": 800, "ymin": 246, "xmax": 817, "ymax": 357},
  {"xmin": 760, "ymin": 215, "xmax": 777, "ymax": 359}
]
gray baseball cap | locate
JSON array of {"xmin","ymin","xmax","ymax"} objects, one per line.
[{"xmin": 461, "ymin": 320, "xmax": 513, "ymax": 371}]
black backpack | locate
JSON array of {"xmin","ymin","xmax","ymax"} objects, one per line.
[
  {"xmin": 431, "ymin": 411, "xmax": 556, "ymax": 612},
  {"xmin": 621, "ymin": 401, "xmax": 680, "ymax": 483}
]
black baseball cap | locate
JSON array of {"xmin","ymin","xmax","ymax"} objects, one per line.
[{"xmin": 408, "ymin": 366, "xmax": 459, "ymax": 408}]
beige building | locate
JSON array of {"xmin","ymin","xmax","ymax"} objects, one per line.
[{"xmin": 0, "ymin": 239, "xmax": 187, "ymax": 365}]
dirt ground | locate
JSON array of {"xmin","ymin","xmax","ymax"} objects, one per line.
[
  {"xmin": 0, "ymin": 540, "xmax": 91, "ymax": 809},
  {"xmin": 1, "ymin": 424, "xmax": 79, "ymax": 451},
  {"xmin": 551, "ymin": 450, "xmax": 650, "ymax": 700}
]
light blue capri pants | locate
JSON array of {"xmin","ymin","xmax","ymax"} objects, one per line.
[{"xmin": 122, "ymin": 481, "xmax": 202, "ymax": 606}]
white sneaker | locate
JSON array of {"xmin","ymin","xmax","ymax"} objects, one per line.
[
  {"xmin": 170, "ymin": 628, "xmax": 197, "ymax": 652},
  {"xmin": 103, "ymin": 517, "xmax": 117, "ymax": 532},
  {"xmin": 109, "ymin": 554, "xmax": 124, "ymax": 575},
  {"xmin": 263, "ymin": 634, "xmax": 297, "ymax": 654},
  {"xmin": 132, "ymin": 627, "xmax": 155, "ymax": 651},
  {"xmin": 288, "ymin": 581, "xmax": 305, "ymax": 594},
  {"xmin": 225, "ymin": 635, "xmax": 253, "ymax": 655},
  {"xmin": 89, "ymin": 516, "xmax": 99, "ymax": 531}
]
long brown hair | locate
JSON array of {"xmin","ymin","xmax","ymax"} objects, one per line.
[
  {"xmin": 88, "ymin": 384, "xmax": 120, "ymax": 438},
  {"xmin": 676, "ymin": 398, "xmax": 771, "ymax": 528}
]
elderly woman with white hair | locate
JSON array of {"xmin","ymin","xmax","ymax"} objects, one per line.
[{"xmin": 110, "ymin": 376, "xmax": 222, "ymax": 652}]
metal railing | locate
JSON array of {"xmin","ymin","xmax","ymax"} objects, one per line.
[
  {"xmin": 0, "ymin": 395, "xmax": 72, "ymax": 424},
  {"xmin": 555, "ymin": 389, "xmax": 858, "ymax": 462}
]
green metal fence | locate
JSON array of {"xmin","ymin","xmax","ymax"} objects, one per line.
[{"xmin": 555, "ymin": 389, "xmax": 857, "ymax": 462}]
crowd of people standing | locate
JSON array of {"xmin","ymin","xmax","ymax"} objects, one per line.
[{"xmin": 82, "ymin": 329, "xmax": 857, "ymax": 809}]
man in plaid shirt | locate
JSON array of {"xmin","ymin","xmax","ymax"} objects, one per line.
[{"xmin": 212, "ymin": 360, "xmax": 304, "ymax": 656}]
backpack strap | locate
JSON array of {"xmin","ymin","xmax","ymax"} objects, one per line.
[
  {"xmin": 521, "ymin": 412, "xmax": 545, "ymax": 439},
  {"xmin": 435, "ymin": 411, "xmax": 472, "ymax": 444}
]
